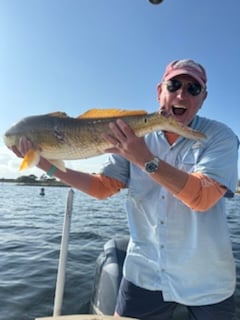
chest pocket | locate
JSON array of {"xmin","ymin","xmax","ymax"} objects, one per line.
[{"xmin": 175, "ymin": 143, "xmax": 203, "ymax": 173}]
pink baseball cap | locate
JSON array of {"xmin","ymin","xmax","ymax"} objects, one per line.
[{"xmin": 162, "ymin": 59, "xmax": 207, "ymax": 87}]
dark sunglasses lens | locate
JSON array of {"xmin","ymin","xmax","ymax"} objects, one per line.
[
  {"xmin": 166, "ymin": 79, "xmax": 181, "ymax": 92},
  {"xmin": 166, "ymin": 79, "xmax": 203, "ymax": 96},
  {"xmin": 187, "ymin": 83, "xmax": 202, "ymax": 96}
]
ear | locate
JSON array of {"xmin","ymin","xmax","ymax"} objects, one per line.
[
  {"xmin": 203, "ymin": 90, "xmax": 208, "ymax": 101},
  {"xmin": 157, "ymin": 82, "xmax": 163, "ymax": 102},
  {"xmin": 198, "ymin": 90, "xmax": 208, "ymax": 110}
]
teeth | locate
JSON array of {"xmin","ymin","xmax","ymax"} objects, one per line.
[
  {"xmin": 174, "ymin": 105, "xmax": 187, "ymax": 109},
  {"xmin": 172, "ymin": 105, "xmax": 187, "ymax": 116}
]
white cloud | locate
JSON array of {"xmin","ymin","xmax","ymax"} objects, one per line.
[
  {"xmin": 0, "ymin": 146, "xmax": 22, "ymax": 179},
  {"xmin": 0, "ymin": 145, "xmax": 108, "ymax": 179}
]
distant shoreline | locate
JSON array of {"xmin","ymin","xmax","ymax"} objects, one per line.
[{"xmin": 0, "ymin": 179, "xmax": 69, "ymax": 187}]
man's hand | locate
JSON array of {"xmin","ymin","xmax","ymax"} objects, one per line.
[
  {"xmin": 102, "ymin": 119, "xmax": 154, "ymax": 168},
  {"xmin": 10, "ymin": 136, "xmax": 33, "ymax": 158}
]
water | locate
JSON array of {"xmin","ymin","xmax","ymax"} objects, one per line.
[{"xmin": 0, "ymin": 184, "xmax": 239, "ymax": 320}]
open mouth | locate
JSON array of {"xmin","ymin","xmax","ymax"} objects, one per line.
[{"xmin": 172, "ymin": 105, "xmax": 187, "ymax": 116}]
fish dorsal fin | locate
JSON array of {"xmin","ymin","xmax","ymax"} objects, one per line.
[
  {"xmin": 78, "ymin": 109, "xmax": 147, "ymax": 119},
  {"xmin": 48, "ymin": 112, "xmax": 68, "ymax": 118}
]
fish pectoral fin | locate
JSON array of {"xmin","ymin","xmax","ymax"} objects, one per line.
[
  {"xmin": 78, "ymin": 108, "xmax": 148, "ymax": 119},
  {"xmin": 48, "ymin": 160, "xmax": 66, "ymax": 172},
  {"xmin": 20, "ymin": 149, "xmax": 40, "ymax": 171}
]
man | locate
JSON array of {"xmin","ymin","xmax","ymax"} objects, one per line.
[{"xmin": 13, "ymin": 59, "xmax": 239, "ymax": 319}]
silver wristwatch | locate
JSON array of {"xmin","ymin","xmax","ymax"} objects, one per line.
[{"xmin": 144, "ymin": 156, "xmax": 160, "ymax": 174}]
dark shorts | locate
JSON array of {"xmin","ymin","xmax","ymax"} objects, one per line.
[{"xmin": 115, "ymin": 278, "xmax": 236, "ymax": 320}]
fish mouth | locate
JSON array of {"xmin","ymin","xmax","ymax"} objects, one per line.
[{"xmin": 172, "ymin": 105, "xmax": 187, "ymax": 116}]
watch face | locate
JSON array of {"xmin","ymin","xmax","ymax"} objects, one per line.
[{"xmin": 145, "ymin": 161, "xmax": 158, "ymax": 173}]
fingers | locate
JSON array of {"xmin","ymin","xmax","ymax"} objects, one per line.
[
  {"xmin": 11, "ymin": 136, "xmax": 33, "ymax": 158},
  {"xmin": 19, "ymin": 136, "xmax": 32, "ymax": 155},
  {"xmin": 102, "ymin": 131, "xmax": 120, "ymax": 149},
  {"xmin": 114, "ymin": 119, "xmax": 134, "ymax": 136},
  {"xmin": 102, "ymin": 119, "xmax": 152, "ymax": 168},
  {"xmin": 108, "ymin": 120, "xmax": 126, "ymax": 142},
  {"xmin": 102, "ymin": 119, "xmax": 138, "ymax": 155},
  {"xmin": 108, "ymin": 119, "xmax": 135, "ymax": 143},
  {"xmin": 11, "ymin": 145, "xmax": 23, "ymax": 158}
]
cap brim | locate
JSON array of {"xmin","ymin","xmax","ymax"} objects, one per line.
[{"xmin": 164, "ymin": 69, "xmax": 205, "ymax": 87}]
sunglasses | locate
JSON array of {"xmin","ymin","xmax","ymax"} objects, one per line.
[{"xmin": 165, "ymin": 79, "xmax": 204, "ymax": 96}]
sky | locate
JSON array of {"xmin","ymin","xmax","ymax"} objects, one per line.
[{"xmin": 1, "ymin": 0, "xmax": 240, "ymax": 179}]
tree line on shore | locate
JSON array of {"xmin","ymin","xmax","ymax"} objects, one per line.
[{"xmin": 0, "ymin": 174, "xmax": 68, "ymax": 186}]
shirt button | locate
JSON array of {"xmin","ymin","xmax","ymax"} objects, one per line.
[
  {"xmin": 161, "ymin": 268, "xmax": 165, "ymax": 272},
  {"xmin": 161, "ymin": 195, "xmax": 165, "ymax": 200},
  {"xmin": 160, "ymin": 245, "xmax": 164, "ymax": 249},
  {"xmin": 160, "ymin": 220, "xmax": 164, "ymax": 224}
]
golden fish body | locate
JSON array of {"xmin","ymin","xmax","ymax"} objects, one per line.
[{"xmin": 3, "ymin": 109, "xmax": 206, "ymax": 171}]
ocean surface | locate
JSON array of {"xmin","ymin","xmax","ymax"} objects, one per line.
[{"xmin": 0, "ymin": 184, "xmax": 239, "ymax": 320}]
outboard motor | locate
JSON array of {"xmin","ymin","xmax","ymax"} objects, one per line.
[{"xmin": 89, "ymin": 236, "xmax": 129, "ymax": 315}]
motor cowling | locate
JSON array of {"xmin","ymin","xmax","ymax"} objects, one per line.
[{"xmin": 89, "ymin": 237, "xmax": 129, "ymax": 315}]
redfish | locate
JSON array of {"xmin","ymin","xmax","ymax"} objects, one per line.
[{"xmin": 3, "ymin": 109, "xmax": 206, "ymax": 171}]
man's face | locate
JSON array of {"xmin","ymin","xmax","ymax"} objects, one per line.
[{"xmin": 157, "ymin": 74, "xmax": 207, "ymax": 126}]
